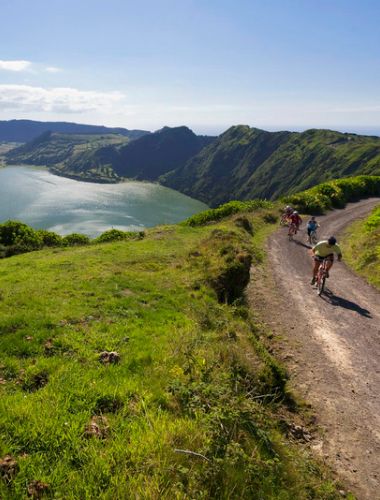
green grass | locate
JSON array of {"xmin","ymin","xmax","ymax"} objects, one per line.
[
  {"xmin": 0, "ymin": 209, "xmax": 341, "ymax": 499},
  {"xmin": 282, "ymin": 175, "xmax": 380, "ymax": 214},
  {"xmin": 342, "ymin": 204, "xmax": 380, "ymax": 289}
]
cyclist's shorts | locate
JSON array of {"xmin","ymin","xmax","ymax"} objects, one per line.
[{"xmin": 314, "ymin": 253, "xmax": 334, "ymax": 262}]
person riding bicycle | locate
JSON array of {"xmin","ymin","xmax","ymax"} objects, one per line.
[
  {"xmin": 311, "ymin": 236, "xmax": 342, "ymax": 285},
  {"xmin": 307, "ymin": 216, "xmax": 319, "ymax": 238},
  {"xmin": 284, "ymin": 205, "xmax": 294, "ymax": 217},
  {"xmin": 280, "ymin": 205, "xmax": 294, "ymax": 225},
  {"xmin": 289, "ymin": 211, "xmax": 302, "ymax": 233}
]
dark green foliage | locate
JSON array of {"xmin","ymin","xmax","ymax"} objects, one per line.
[
  {"xmin": 62, "ymin": 233, "xmax": 90, "ymax": 246},
  {"xmin": 161, "ymin": 125, "xmax": 380, "ymax": 206},
  {"xmin": 0, "ymin": 221, "xmax": 147, "ymax": 259},
  {"xmin": 0, "ymin": 220, "xmax": 43, "ymax": 249},
  {"xmin": 36, "ymin": 229, "xmax": 63, "ymax": 247},
  {"xmin": 283, "ymin": 175, "xmax": 380, "ymax": 214},
  {"xmin": 183, "ymin": 200, "xmax": 273, "ymax": 226},
  {"xmin": 112, "ymin": 126, "xmax": 215, "ymax": 180},
  {"xmin": 94, "ymin": 229, "xmax": 145, "ymax": 243}
]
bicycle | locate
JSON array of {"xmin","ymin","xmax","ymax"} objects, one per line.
[
  {"xmin": 308, "ymin": 230, "xmax": 318, "ymax": 245},
  {"xmin": 316, "ymin": 257, "xmax": 329, "ymax": 296},
  {"xmin": 288, "ymin": 223, "xmax": 297, "ymax": 240},
  {"xmin": 280, "ymin": 214, "xmax": 290, "ymax": 227}
]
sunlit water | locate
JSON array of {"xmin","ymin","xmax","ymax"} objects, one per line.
[{"xmin": 0, "ymin": 166, "xmax": 208, "ymax": 237}]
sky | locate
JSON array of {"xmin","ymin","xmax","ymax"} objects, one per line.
[{"xmin": 1, "ymin": 0, "xmax": 379, "ymax": 135}]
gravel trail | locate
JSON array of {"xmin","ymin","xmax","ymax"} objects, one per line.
[{"xmin": 248, "ymin": 198, "xmax": 380, "ymax": 499}]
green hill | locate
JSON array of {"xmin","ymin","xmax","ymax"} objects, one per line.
[
  {"xmin": 1, "ymin": 176, "xmax": 379, "ymax": 497},
  {"xmin": 161, "ymin": 126, "xmax": 380, "ymax": 206},
  {"xmin": 0, "ymin": 203, "xmax": 345, "ymax": 498},
  {"xmin": 4, "ymin": 123, "xmax": 380, "ymax": 205},
  {"xmin": 5, "ymin": 131, "xmax": 130, "ymax": 182},
  {"xmin": 112, "ymin": 126, "xmax": 215, "ymax": 181},
  {"xmin": 4, "ymin": 126, "xmax": 215, "ymax": 183}
]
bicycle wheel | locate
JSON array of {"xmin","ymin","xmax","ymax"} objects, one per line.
[
  {"xmin": 288, "ymin": 224, "xmax": 296, "ymax": 240},
  {"xmin": 317, "ymin": 269, "xmax": 326, "ymax": 296},
  {"xmin": 317, "ymin": 276, "xmax": 325, "ymax": 295},
  {"xmin": 310, "ymin": 231, "xmax": 318, "ymax": 245}
]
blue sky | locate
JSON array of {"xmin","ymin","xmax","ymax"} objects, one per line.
[{"xmin": 1, "ymin": 0, "xmax": 379, "ymax": 134}]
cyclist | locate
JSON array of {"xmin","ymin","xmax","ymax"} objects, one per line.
[
  {"xmin": 280, "ymin": 205, "xmax": 294, "ymax": 225},
  {"xmin": 306, "ymin": 216, "xmax": 319, "ymax": 242},
  {"xmin": 311, "ymin": 236, "xmax": 342, "ymax": 285},
  {"xmin": 284, "ymin": 205, "xmax": 294, "ymax": 217},
  {"xmin": 288, "ymin": 210, "xmax": 302, "ymax": 234}
]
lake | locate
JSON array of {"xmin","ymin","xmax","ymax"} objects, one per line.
[{"xmin": 0, "ymin": 166, "xmax": 208, "ymax": 237}]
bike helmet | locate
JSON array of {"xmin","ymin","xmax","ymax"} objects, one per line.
[
  {"xmin": 293, "ymin": 211, "xmax": 298, "ymax": 214},
  {"xmin": 328, "ymin": 236, "xmax": 337, "ymax": 245}
]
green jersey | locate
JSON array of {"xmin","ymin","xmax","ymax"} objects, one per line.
[{"xmin": 313, "ymin": 240, "xmax": 342, "ymax": 257}]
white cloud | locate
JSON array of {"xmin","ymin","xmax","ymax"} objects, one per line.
[
  {"xmin": 0, "ymin": 60, "xmax": 32, "ymax": 71},
  {"xmin": 44, "ymin": 66, "xmax": 62, "ymax": 73},
  {"xmin": 0, "ymin": 84, "xmax": 126, "ymax": 113},
  {"xmin": 0, "ymin": 59, "xmax": 63, "ymax": 73}
]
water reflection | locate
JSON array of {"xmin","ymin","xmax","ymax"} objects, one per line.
[{"xmin": 0, "ymin": 166, "xmax": 208, "ymax": 236}]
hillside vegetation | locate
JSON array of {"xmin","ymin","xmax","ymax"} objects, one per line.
[
  {"xmin": 4, "ymin": 126, "xmax": 215, "ymax": 184},
  {"xmin": 5, "ymin": 132, "xmax": 130, "ymax": 182},
  {"xmin": 161, "ymin": 126, "xmax": 380, "ymax": 206},
  {"xmin": 0, "ymin": 203, "xmax": 345, "ymax": 498},
  {"xmin": 342, "ymin": 204, "xmax": 380, "ymax": 289},
  {"xmin": 111, "ymin": 126, "xmax": 215, "ymax": 180},
  {"xmin": 282, "ymin": 175, "xmax": 380, "ymax": 214},
  {"xmin": 3, "ymin": 124, "xmax": 380, "ymax": 202}
]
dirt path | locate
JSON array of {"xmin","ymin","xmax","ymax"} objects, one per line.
[{"xmin": 248, "ymin": 198, "xmax": 380, "ymax": 499}]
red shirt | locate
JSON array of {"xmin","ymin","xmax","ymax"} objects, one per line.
[{"xmin": 289, "ymin": 213, "xmax": 302, "ymax": 225}]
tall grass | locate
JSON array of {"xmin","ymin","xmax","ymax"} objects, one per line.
[{"xmin": 342, "ymin": 204, "xmax": 380, "ymax": 289}]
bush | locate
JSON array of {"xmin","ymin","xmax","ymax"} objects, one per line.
[
  {"xmin": 62, "ymin": 233, "xmax": 90, "ymax": 246},
  {"xmin": 36, "ymin": 229, "xmax": 63, "ymax": 247},
  {"xmin": 184, "ymin": 200, "xmax": 273, "ymax": 227},
  {"xmin": 364, "ymin": 206, "xmax": 380, "ymax": 231},
  {"xmin": 0, "ymin": 220, "xmax": 43, "ymax": 249},
  {"xmin": 283, "ymin": 175, "xmax": 380, "ymax": 214},
  {"xmin": 94, "ymin": 229, "xmax": 145, "ymax": 243}
]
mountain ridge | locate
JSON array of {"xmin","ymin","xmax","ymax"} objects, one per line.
[
  {"xmin": 0, "ymin": 119, "xmax": 149, "ymax": 142},
  {"xmin": 161, "ymin": 125, "xmax": 380, "ymax": 205},
  {"xmin": 2, "ymin": 122, "xmax": 380, "ymax": 205}
]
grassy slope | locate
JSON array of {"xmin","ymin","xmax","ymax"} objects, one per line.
[
  {"xmin": 341, "ymin": 204, "xmax": 380, "ymax": 289},
  {"xmin": 0, "ymin": 209, "xmax": 341, "ymax": 499}
]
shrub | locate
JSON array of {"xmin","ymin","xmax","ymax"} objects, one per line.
[
  {"xmin": 62, "ymin": 233, "xmax": 90, "ymax": 246},
  {"xmin": 283, "ymin": 175, "xmax": 380, "ymax": 214},
  {"xmin": 364, "ymin": 206, "xmax": 380, "ymax": 231},
  {"xmin": 184, "ymin": 200, "xmax": 273, "ymax": 226},
  {"xmin": 36, "ymin": 229, "xmax": 63, "ymax": 247},
  {"xmin": 0, "ymin": 220, "xmax": 43, "ymax": 249},
  {"xmin": 94, "ymin": 229, "xmax": 145, "ymax": 243}
]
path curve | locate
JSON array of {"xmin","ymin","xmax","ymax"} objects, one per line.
[{"xmin": 249, "ymin": 198, "xmax": 380, "ymax": 499}]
